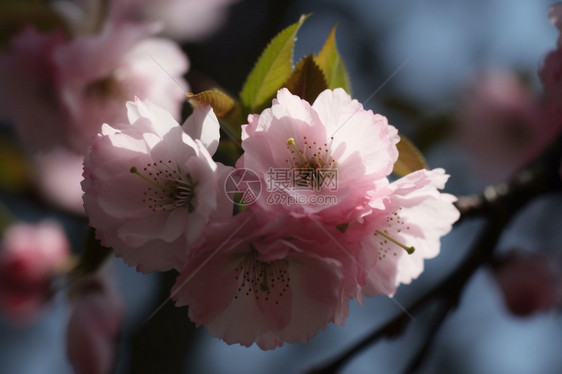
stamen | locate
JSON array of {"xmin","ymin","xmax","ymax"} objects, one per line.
[
  {"xmin": 130, "ymin": 166, "xmax": 174, "ymax": 193},
  {"xmin": 130, "ymin": 165, "xmax": 196, "ymax": 212},
  {"xmin": 375, "ymin": 230, "xmax": 415, "ymax": 254},
  {"xmin": 233, "ymin": 249, "xmax": 290, "ymax": 303},
  {"xmin": 287, "ymin": 138, "xmax": 309, "ymax": 167},
  {"xmin": 260, "ymin": 267, "xmax": 269, "ymax": 291}
]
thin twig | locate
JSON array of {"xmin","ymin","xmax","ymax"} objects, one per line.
[
  {"xmin": 400, "ymin": 300, "xmax": 451, "ymax": 374},
  {"xmin": 308, "ymin": 134, "xmax": 562, "ymax": 374}
]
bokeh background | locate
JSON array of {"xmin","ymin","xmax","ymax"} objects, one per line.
[{"xmin": 1, "ymin": 0, "xmax": 562, "ymax": 373}]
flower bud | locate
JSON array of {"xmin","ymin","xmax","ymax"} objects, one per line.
[
  {"xmin": 0, "ymin": 220, "xmax": 70, "ymax": 325},
  {"xmin": 66, "ymin": 263, "xmax": 124, "ymax": 374},
  {"xmin": 493, "ymin": 251, "xmax": 562, "ymax": 317}
]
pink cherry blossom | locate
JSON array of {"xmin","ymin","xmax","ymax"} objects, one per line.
[
  {"xmin": 457, "ymin": 70, "xmax": 555, "ymax": 183},
  {"xmin": 549, "ymin": 3, "xmax": 562, "ymax": 46},
  {"xmin": 32, "ymin": 148, "xmax": 86, "ymax": 215},
  {"xmin": 66, "ymin": 262, "xmax": 124, "ymax": 374},
  {"xmin": 171, "ymin": 210, "xmax": 355, "ymax": 350},
  {"xmin": 82, "ymin": 99, "xmax": 233, "ymax": 273},
  {"xmin": 170, "ymin": 168, "xmax": 458, "ymax": 349},
  {"xmin": 351, "ymin": 169, "xmax": 459, "ymax": 298},
  {"xmin": 540, "ymin": 49, "xmax": 562, "ymax": 110},
  {"xmin": 119, "ymin": 0, "xmax": 239, "ymax": 41},
  {"xmin": 493, "ymin": 251, "xmax": 562, "ymax": 316},
  {"xmin": 237, "ymin": 88, "xmax": 399, "ymax": 225},
  {"xmin": 0, "ymin": 18, "xmax": 188, "ymax": 154},
  {"xmin": 0, "ymin": 27, "xmax": 67, "ymax": 150},
  {"xmin": 0, "ymin": 220, "xmax": 70, "ymax": 324},
  {"xmin": 538, "ymin": 7, "xmax": 562, "ymax": 142},
  {"xmin": 53, "ymin": 19, "xmax": 189, "ymax": 152}
]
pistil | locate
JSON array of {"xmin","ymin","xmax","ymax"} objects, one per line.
[
  {"xmin": 375, "ymin": 230, "xmax": 415, "ymax": 255},
  {"xmin": 287, "ymin": 138, "xmax": 310, "ymax": 167}
]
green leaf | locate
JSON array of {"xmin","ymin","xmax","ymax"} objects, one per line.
[
  {"xmin": 393, "ymin": 135, "xmax": 428, "ymax": 176},
  {"xmin": 314, "ymin": 25, "xmax": 351, "ymax": 94},
  {"xmin": 240, "ymin": 14, "xmax": 309, "ymax": 114},
  {"xmin": 284, "ymin": 55, "xmax": 328, "ymax": 104},
  {"xmin": 187, "ymin": 89, "xmax": 244, "ymax": 145},
  {"xmin": 187, "ymin": 89, "xmax": 236, "ymax": 117}
]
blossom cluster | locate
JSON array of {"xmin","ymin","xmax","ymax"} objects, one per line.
[
  {"xmin": 82, "ymin": 88, "xmax": 460, "ymax": 349},
  {"xmin": 0, "ymin": 0, "xmax": 237, "ymax": 369},
  {"xmin": 0, "ymin": 0, "xmax": 190, "ymax": 214}
]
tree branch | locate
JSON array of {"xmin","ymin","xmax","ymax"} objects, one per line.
[{"xmin": 308, "ymin": 134, "xmax": 562, "ymax": 374}]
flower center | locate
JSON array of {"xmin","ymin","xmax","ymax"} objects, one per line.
[
  {"xmin": 374, "ymin": 208, "xmax": 415, "ymax": 259},
  {"xmin": 130, "ymin": 161, "xmax": 197, "ymax": 213},
  {"xmin": 285, "ymin": 137, "xmax": 337, "ymax": 189},
  {"xmin": 85, "ymin": 75, "xmax": 123, "ymax": 100},
  {"xmin": 233, "ymin": 249, "xmax": 290, "ymax": 305}
]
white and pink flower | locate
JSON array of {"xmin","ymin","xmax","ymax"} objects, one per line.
[
  {"xmin": 170, "ymin": 169, "xmax": 458, "ymax": 349},
  {"xmin": 171, "ymin": 210, "xmax": 356, "ymax": 350},
  {"xmin": 168, "ymin": 89, "xmax": 459, "ymax": 349},
  {"xmin": 237, "ymin": 88, "xmax": 399, "ymax": 225},
  {"xmin": 53, "ymin": 19, "xmax": 189, "ymax": 153},
  {"xmin": 0, "ymin": 18, "xmax": 188, "ymax": 154},
  {"xmin": 351, "ymin": 168, "xmax": 459, "ymax": 298},
  {"xmin": 82, "ymin": 99, "xmax": 233, "ymax": 273}
]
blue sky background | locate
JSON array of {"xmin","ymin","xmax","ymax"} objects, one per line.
[{"xmin": 1, "ymin": 1, "xmax": 562, "ymax": 373}]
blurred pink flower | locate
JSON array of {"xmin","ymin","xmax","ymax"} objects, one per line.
[
  {"xmin": 66, "ymin": 262, "xmax": 124, "ymax": 374},
  {"xmin": 493, "ymin": 251, "xmax": 562, "ymax": 317},
  {"xmin": 172, "ymin": 210, "xmax": 354, "ymax": 350},
  {"xmin": 32, "ymin": 148, "xmax": 86, "ymax": 215},
  {"xmin": 121, "ymin": 0, "xmax": 239, "ymax": 41},
  {"xmin": 0, "ymin": 28, "xmax": 67, "ymax": 150},
  {"xmin": 540, "ymin": 48, "xmax": 562, "ymax": 111},
  {"xmin": 353, "ymin": 169, "xmax": 459, "ymax": 298},
  {"xmin": 53, "ymin": 20, "xmax": 189, "ymax": 152},
  {"xmin": 237, "ymin": 88, "xmax": 399, "ymax": 225},
  {"xmin": 0, "ymin": 220, "xmax": 70, "ymax": 324},
  {"xmin": 457, "ymin": 70, "xmax": 553, "ymax": 182},
  {"xmin": 0, "ymin": 19, "xmax": 188, "ymax": 154},
  {"xmin": 549, "ymin": 3, "xmax": 562, "ymax": 46},
  {"xmin": 82, "ymin": 99, "xmax": 233, "ymax": 273}
]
